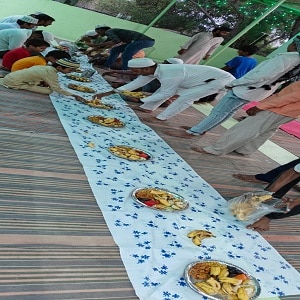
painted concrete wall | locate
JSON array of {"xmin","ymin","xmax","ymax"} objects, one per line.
[{"xmin": 1, "ymin": 0, "xmax": 266, "ymax": 67}]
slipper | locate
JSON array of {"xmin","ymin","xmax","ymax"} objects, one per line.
[{"xmin": 191, "ymin": 146, "xmax": 211, "ymax": 154}]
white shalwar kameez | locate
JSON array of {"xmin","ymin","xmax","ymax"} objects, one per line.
[
  {"xmin": 118, "ymin": 64, "xmax": 235, "ymax": 120},
  {"xmin": 177, "ymin": 32, "xmax": 223, "ymax": 64}
]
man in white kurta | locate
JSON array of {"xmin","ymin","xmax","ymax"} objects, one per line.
[
  {"xmin": 117, "ymin": 59, "xmax": 235, "ymax": 120},
  {"xmin": 176, "ymin": 26, "xmax": 231, "ymax": 64},
  {"xmin": 0, "ymin": 28, "xmax": 32, "ymax": 57}
]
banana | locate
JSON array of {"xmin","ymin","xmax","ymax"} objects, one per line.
[
  {"xmin": 188, "ymin": 229, "xmax": 216, "ymax": 247},
  {"xmin": 218, "ymin": 268, "xmax": 229, "ymax": 278},
  {"xmin": 237, "ymin": 287, "xmax": 249, "ymax": 300},
  {"xmin": 194, "ymin": 282, "xmax": 218, "ymax": 295},
  {"xmin": 219, "ymin": 277, "xmax": 242, "ymax": 285},
  {"xmin": 222, "ymin": 282, "xmax": 235, "ymax": 295},
  {"xmin": 210, "ymin": 266, "xmax": 221, "ymax": 276},
  {"xmin": 206, "ymin": 277, "xmax": 221, "ymax": 290},
  {"xmin": 192, "ymin": 235, "xmax": 202, "ymax": 246}
]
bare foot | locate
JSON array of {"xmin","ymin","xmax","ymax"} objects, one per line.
[
  {"xmin": 246, "ymin": 216, "xmax": 271, "ymax": 231},
  {"xmin": 232, "ymin": 174, "xmax": 268, "ymax": 183},
  {"xmin": 191, "ymin": 146, "xmax": 211, "ymax": 154},
  {"xmin": 163, "ymin": 130, "xmax": 195, "ymax": 138},
  {"xmin": 142, "ymin": 116, "xmax": 165, "ymax": 123},
  {"xmin": 135, "ymin": 107, "xmax": 152, "ymax": 113}
]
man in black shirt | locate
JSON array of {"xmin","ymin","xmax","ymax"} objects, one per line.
[{"xmin": 94, "ymin": 27, "xmax": 155, "ymax": 70}]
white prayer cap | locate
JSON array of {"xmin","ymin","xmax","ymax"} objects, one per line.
[
  {"xmin": 85, "ymin": 30, "xmax": 98, "ymax": 37},
  {"xmin": 19, "ymin": 15, "xmax": 39, "ymax": 24},
  {"xmin": 95, "ymin": 24, "xmax": 110, "ymax": 30},
  {"xmin": 166, "ymin": 57, "xmax": 183, "ymax": 64},
  {"xmin": 128, "ymin": 58, "xmax": 156, "ymax": 68}
]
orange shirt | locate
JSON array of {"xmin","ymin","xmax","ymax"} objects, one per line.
[
  {"xmin": 11, "ymin": 56, "xmax": 47, "ymax": 72},
  {"xmin": 257, "ymin": 81, "xmax": 300, "ymax": 118}
]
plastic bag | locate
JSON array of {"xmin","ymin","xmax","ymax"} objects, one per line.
[{"xmin": 228, "ymin": 190, "xmax": 286, "ymax": 223}]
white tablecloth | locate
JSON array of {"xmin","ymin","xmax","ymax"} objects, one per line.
[{"xmin": 49, "ymin": 57, "xmax": 300, "ymax": 300}]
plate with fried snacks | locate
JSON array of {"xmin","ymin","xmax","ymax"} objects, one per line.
[
  {"xmin": 119, "ymin": 90, "xmax": 147, "ymax": 102},
  {"xmin": 85, "ymin": 98, "xmax": 114, "ymax": 110},
  {"xmin": 87, "ymin": 115, "xmax": 124, "ymax": 128},
  {"xmin": 132, "ymin": 187, "xmax": 188, "ymax": 211},
  {"xmin": 108, "ymin": 145, "xmax": 152, "ymax": 161},
  {"xmin": 66, "ymin": 74, "xmax": 92, "ymax": 82},
  {"xmin": 185, "ymin": 260, "xmax": 261, "ymax": 300},
  {"xmin": 68, "ymin": 83, "xmax": 95, "ymax": 93}
]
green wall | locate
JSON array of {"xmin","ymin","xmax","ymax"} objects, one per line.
[{"xmin": 0, "ymin": 0, "xmax": 266, "ymax": 66}]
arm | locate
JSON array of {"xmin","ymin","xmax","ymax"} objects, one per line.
[{"xmin": 257, "ymin": 81, "xmax": 300, "ymax": 110}]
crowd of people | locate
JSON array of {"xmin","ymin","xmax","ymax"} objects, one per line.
[{"xmin": 0, "ymin": 11, "xmax": 299, "ymax": 232}]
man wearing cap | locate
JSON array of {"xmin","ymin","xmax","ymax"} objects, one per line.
[
  {"xmin": 0, "ymin": 13, "xmax": 55, "ymax": 27},
  {"xmin": 0, "ymin": 28, "xmax": 33, "ymax": 57},
  {"xmin": 0, "ymin": 15, "xmax": 38, "ymax": 30},
  {"xmin": 91, "ymin": 27, "xmax": 155, "ymax": 70},
  {"xmin": 0, "ymin": 58, "xmax": 85, "ymax": 102},
  {"xmin": 95, "ymin": 58, "xmax": 234, "ymax": 118}
]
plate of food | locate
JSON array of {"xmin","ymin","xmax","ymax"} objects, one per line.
[
  {"xmin": 68, "ymin": 83, "xmax": 95, "ymax": 93},
  {"xmin": 132, "ymin": 187, "xmax": 188, "ymax": 211},
  {"xmin": 66, "ymin": 74, "xmax": 92, "ymax": 82},
  {"xmin": 108, "ymin": 145, "xmax": 152, "ymax": 161},
  {"xmin": 85, "ymin": 98, "xmax": 114, "ymax": 110},
  {"xmin": 87, "ymin": 115, "xmax": 125, "ymax": 128},
  {"xmin": 185, "ymin": 260, "xmax": 261, "ymax": 300},
  {"xmin": 119, "ymin": 90, "xmax": 147, "ymax": 102}
]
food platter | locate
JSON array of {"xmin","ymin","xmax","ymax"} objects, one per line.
[
  {"xmin": 66, "ymin": 74, "xmax": 92, "ymax": 82},
  {"xmin": 119, "ymin": 90, "xmax": 147, "ymax": 102},
  {"xmin": 108, "ymin": 145, "xmax": 152, "ymax": 161},
  {"xmin": 68, "ymin": 83, "xmax": 95, "ymax": 93},
  {"xmin": 184, "ymin": 260, "xmax": 261, "ymax": 300},
  {"xmin": 132, "ymin": 187, "xmax": 188, "ymax": 211},
  {"xmin": 85, "ymin": 98, "xmax": 114, "ymax": 110},
  {"xmin": 87, "ymin": 115, "xmax": 125, "ymax": 128}
]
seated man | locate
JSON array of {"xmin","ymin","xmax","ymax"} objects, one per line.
[
  {"xmin": 2, "ymin": 38, "xmax": 50, "ymax": 70},
  {"xmin": 1, "ymin": 58, "xmax": 85, "ymax": 102},
  {"xmin": 11, "ymin": 50, "xmax": 71, "ymax": 71}
]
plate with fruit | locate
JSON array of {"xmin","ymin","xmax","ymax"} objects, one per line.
[
  {"xmin": 132, "ymin": 187, "xmax": 188, "ymax": 211},
  {"xmin": 87, "ymin": 115, "xmax": 124, "ymax": 128},
  {"xmin": 185, "ymin": 260, "xmax": 261, "ymax": 300},
  {"xmin": 108, "ymin": 145, "xmax": 152, "ymax": 161},
  {"xmin": 66, "ymin": 74, "xmax": 92, "ymax": 82},
  {"xmin": 85, "ymin": 98, "xmax": 114, "ymax": 109}
]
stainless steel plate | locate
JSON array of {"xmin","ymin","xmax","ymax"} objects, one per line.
[
  {"xmin": 132, "ymin": 187, "xmax": 189, "ymax": 211},
  {"xmin": 184, "ymin": 260, "xmax": 261, "ymax": 300},
  {"xmin": 108, "ymin": 145, "xmax": 152, "ymax": 161}
]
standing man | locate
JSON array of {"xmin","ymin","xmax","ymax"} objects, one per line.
[
  {"xmin": 190, "ymin": 80, "xmax": 300, "ymax": 156},
  {"xmin": 176, "ymin": 26, "xmax": 232, "ymax": 64},
  {"xmin": 92, "ymin": 27, "xmax": 155, "ymax": 70}
]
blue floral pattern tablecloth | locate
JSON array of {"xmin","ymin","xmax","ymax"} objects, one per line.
[{"xmin": 49, "ymin": 57, "xmax": 300, "ymax": 300}]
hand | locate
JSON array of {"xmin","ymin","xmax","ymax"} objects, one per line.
[
  {"xmin": 281, "ymin": 197, "xmax": 300, "ymax": 211},
  {"xmin": 246, "ymin": 106, "xmax": 262, "ymax": 116},
  {"xmin": 203, "ymin": 54, "xmax": 211, "ymax": 60},
  {"xmin": 177, "ymin": 49, "xmax": 186, "ymax": 55},
  {"xmin": 74, "ymin": 95, "xmax": 86, "ymax": 103},
  {"xmin": 94, "ymin": 90, "xmax": 115, "ymax": 99},
  {"xmin": 225, "ymin": 86, "xmax": 232, "ymax": 90}
]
